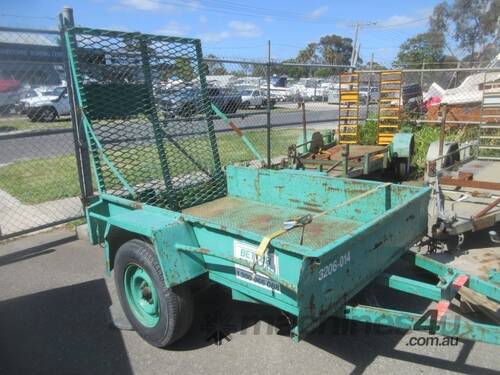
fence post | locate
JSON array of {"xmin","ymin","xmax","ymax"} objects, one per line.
[
  {"xmin": 420, "ymin": 62, "xmax": 425, "ymax": 88},
  {"xmin": 266, "ymin": 40, "xmax": 272, "ymax": 168},
  {"xmin": 438, "ymin": 105, "xmax": 448, "ymax": 169},
  {"xmin": 301, "ymin": 101, "xmax": 307, "ymax": 148},
  {"xmin": 364, "ymin": 52, "xmax": 374, "ymax": 120},
  {"xmin": 59, "ymin": 7, "xmax": 94, "ymax": 205}
]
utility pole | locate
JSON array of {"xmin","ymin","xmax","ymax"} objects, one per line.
[
  {"xmin": 350, "ymin": 23, "xmax": 360, "ymax": 67},
  {"xmin": 364, "ymin": 52, "xmax": 374, "ymax": 118},
  {"xmin": 349, "ymin": 21, "xmax": 377, "ymax": 68},
  {"xmin": 266, "ymin": 40, "xmax": 271, "ymax": 168},
  {"xmin": 355, "ymin": 43, "xmax": 361, "ymax": 68},
  {"xmin": 420, "ymin": 62, "xmax": 425, "ymax": 88}
]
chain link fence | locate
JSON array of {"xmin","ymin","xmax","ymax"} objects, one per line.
[
  {"xmin": 0, "ymin": 26, "xmax": 82, "ymax": 240},
  {"xmin": 0, "ymin": 23, "xmax": 498, "ymax": 239}
]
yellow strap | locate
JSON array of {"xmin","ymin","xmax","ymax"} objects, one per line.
[{"xmin": 256, "ymin": 228, "xmax": 289, "ymax": 257}]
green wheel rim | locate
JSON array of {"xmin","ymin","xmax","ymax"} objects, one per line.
[{"xmin": 123, "ymin": 264, "xmax": 160, "ymax": 327}]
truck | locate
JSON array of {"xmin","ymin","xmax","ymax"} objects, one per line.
[{"xmin": 240, "ymin": 88, "xmax": 275, "ymax": 109}]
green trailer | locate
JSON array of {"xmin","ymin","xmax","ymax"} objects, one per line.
[
  {"xmin": 64, "ymin": 27, "xmax": 500, "ymax": 348},
  {"xmin": 287, "ymin": 131, "xmax": 415, "ymax": 179}
]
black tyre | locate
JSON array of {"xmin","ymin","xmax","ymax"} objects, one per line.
[
  {"xmin": 114, "ymin": 239, "xmax": 193, "ymax": 347},
  {"xmin": 445, "ymin": 234, "xmax": 465, "ymax": 253},
  {"xmin": 395, "ymin": 158, "xmax": 410, "ymax": 180},
  {"xmin": 40, "ymin": 107, "xmax": 57, "ymax": 122}
]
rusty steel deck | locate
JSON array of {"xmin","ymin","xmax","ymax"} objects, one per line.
[
  {"xmin": 312, "ymin": 144, "xmax": 386, "ymax": 162},
  {"xmin": 183, "ymin": 196, "xmax": 360, "ymax": 250}
]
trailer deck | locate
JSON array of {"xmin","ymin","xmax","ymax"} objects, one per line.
[
  {"xmin": 433, "ymin": 159, "xmax": 500, "ymax": 239},
  {"xmin": 184, "ymin": 196, "xmax": 360, "ymax": 250}
]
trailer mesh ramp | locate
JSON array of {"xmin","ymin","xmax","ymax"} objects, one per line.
[
  {"xmin": 65, "ymin": 28, "xmax": 240, "ymax": 210},
  {"xmin": 478, "ymin": 77, "xmax": 500, "ymax": 160},
  {"xmin": 377, "ymin": 70, "xmax": 402, "ymax": 145},
  {"xmin": 338, "ymin": 72, "xmax": 360, "ymax": 144}
]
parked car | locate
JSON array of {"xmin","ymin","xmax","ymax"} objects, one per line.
[
  {"xmin": 359, "ymin": 86, "xmax": 380, "ymax": 104},
  {"xmin": 18, "ymin": 86, "xmax": 70, "ymax": 122},
  {"xmin": 159, "ymin": 86, "xmax": 242, "ymax": 116},
  {"xmin": 240, "ymin": 89, "xmax": 275, "ymax": 109},
  {"xmin": 0, "ymin": 79, "xmax": 30, "ymax": 115}
]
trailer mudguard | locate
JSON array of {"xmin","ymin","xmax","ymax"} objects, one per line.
[
  {"xmin": 391, "ymin": 132, "xmax": 414, "ymax": 159},
  {"xmin": 86, "ymin": 195, "xmax": 207, "ymax": 287}
]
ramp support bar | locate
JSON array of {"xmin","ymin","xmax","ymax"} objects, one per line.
[
  {"xmin": 405, "ymin": 252, "xmax": 500, "ymax": 303},
  {"xmin": 211, "ymin": 104, "xmax": 265, "ymax": 163},
  {"xmin": 338, "ymin": 304, "xmax": 500, "ymax": 345}
]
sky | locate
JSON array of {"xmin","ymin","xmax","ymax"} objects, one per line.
[{"xmin": 1, "ymin": 0, "xmax": 445, "ymax": 65}]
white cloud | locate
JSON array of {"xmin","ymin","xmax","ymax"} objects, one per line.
[
  {"xmin": 199, "ymin": 15, "xmax": 208, "ymax": 25},
  {"xmin": 306, "ymin": 5, "xmax": 329, "ymax": 20},
  {"xmin": 120, "ymin": 0, "xmax": 177, "ymax": 11},
  {"xmin": 200, "ymin": 31, "xmax": 231, "ymax": 42},
  {"xmin": 264, "ymin": 15, "xmax": 274, "ymax": 23},
  {"xmin": 199, "ymin": 20, "xmax": 261, "ymax": 42},
  {"xmin": 228, "ymin": 21, "xmax": 261, "ymax": 37},
  {"xmin": 187, "ymin": 0, "xmax": 201, "ymax": 11},
  {"xmin": 157, "ymin": 21, "xmax": 190, "ymax": 36},
  {"xmin": 377, "ymin": 14, "xmax": 428, "ymax": 28}
]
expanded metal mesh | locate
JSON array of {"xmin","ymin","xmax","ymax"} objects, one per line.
[{"xmin": 67, "ymin": 28, "xmax": 237, "ymax": 210}]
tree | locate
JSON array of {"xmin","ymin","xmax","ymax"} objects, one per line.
[
  {"xmin": 318, "ymin": 35, "xmax": 355, "ymax": 66},
  {"xmin": 272, "ymin": 59, "xmax": 308, "ymax": 79},
  {"xmin": 294, "ymin": 36, "xmax": 358, "ymax": 66},
  {"xmin": 394, "ymin": 32, "xmax": 446, "ymax": 68},
  {"xmin": 430, "ymin": 0, "xmax": 498, "ymax": 60},
  {"xmin": 313, "ymin": 67, "xmax": 335, "ymax": 78},
  {"xmin": 204, "ymin": 54, "xmax": 228, "ymax": 75},
  {"xmin": 359, "ymin": 61, "xmax": 387, "ymax": 70},
  {"xmin": 172, "ymin": 58, "xmax": 195, "ymax": 81},
  {"xmin": 297, "ymin": 43, "xmax": 319, "ymax": 64},
  {"xmin": 282, "ymin": 35, "xmax": 359, "ymax": 77}
]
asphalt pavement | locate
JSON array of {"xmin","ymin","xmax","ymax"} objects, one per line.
[
  {"xmin": 0, "ymin": 103, "xmax": 376, "ymax": 165},
  {"xmin": 0, "ymin": 228, "xmax": 498, "ymax": 375}
]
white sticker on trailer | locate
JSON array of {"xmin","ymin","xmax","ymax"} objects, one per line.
[{"xmin": 233, "ymin": 240, "xmax": 281, "ymax": 293}]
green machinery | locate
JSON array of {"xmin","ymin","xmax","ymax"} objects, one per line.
[{"xmin": 64, "ymin": 27, "xmax": 500, "ymax": 347}]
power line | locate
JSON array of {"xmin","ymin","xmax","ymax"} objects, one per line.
[
  {"xmin": 146, "ymin": 0, "xmax": 342, "ymax": 24},
  {"xmin": 366, "ymin": 17, "xmax": 429, "ymax": 29},
  {"xmin": 198, "ymin": 0, "xmax": 342, "ymax": 21},
  {"xmin": 0, "ymin": 13, "xmax": 56, "ymax": 20},
  {"xmin": 145, "ymin": 0, "xmax": 436, "ymax": 30}
]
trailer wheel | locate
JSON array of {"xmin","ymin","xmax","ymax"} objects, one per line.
[
  {"xmin": 395, "ymin": 158, "xmax": 410, "ymax": 180},
  {"xmin": 114, "ymin": 239, "xmax": 193, "ymax": 347},
  {"xmin": 445, "ymin": 233, "xmax": 465, "ymax": 253}
]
